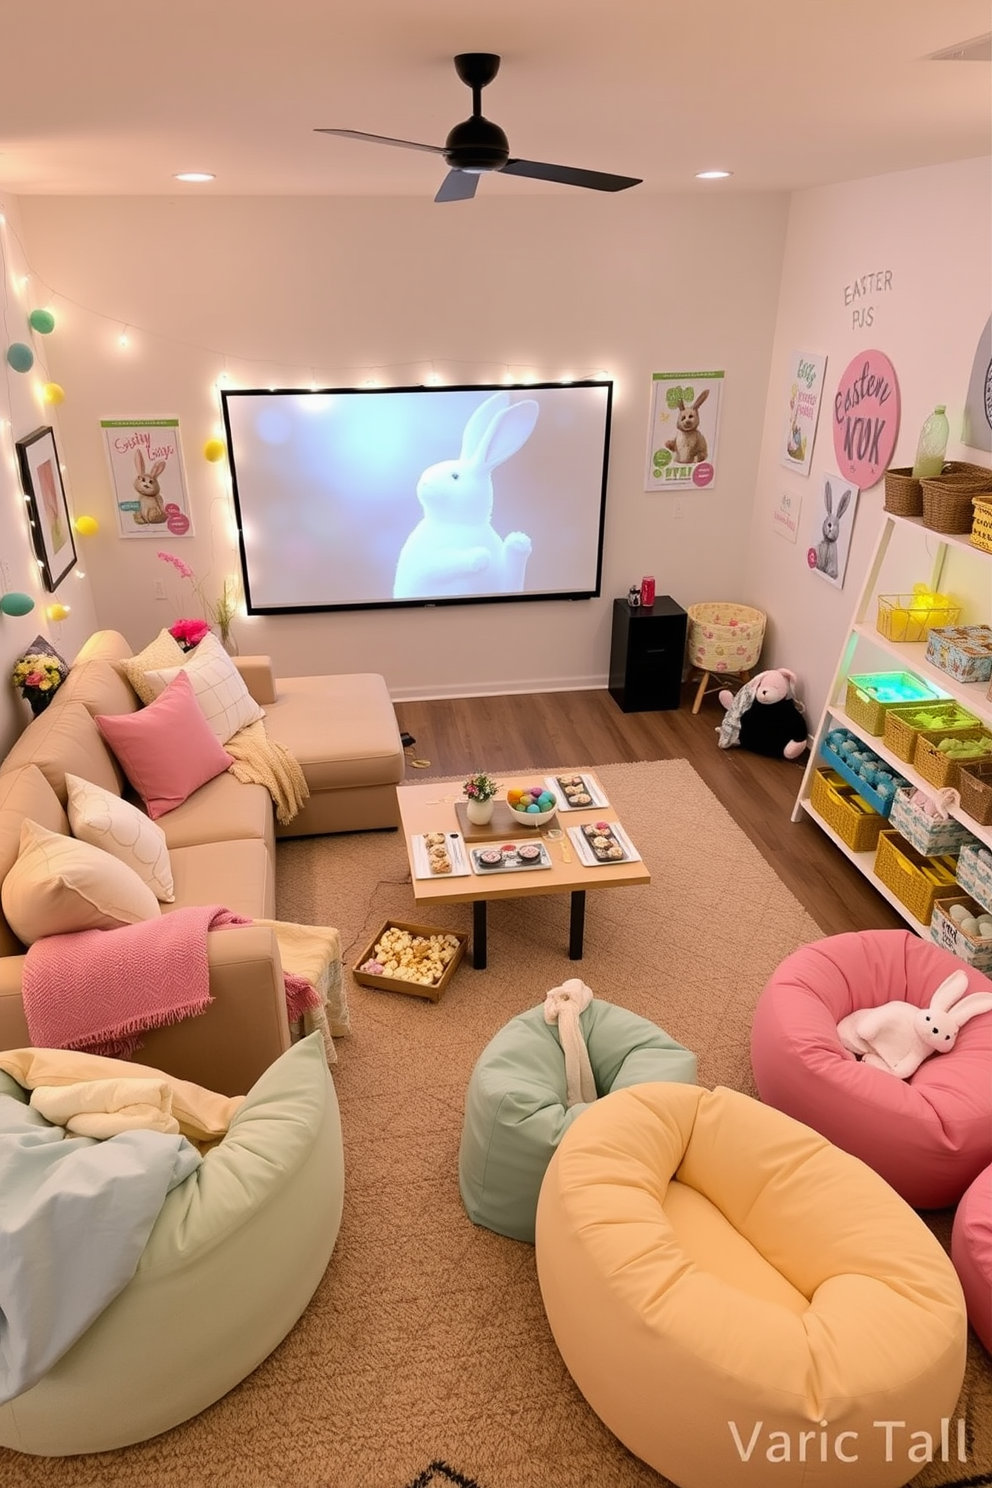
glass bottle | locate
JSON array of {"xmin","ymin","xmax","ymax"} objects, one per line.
[{"xmin": 911, "ymin": 405, "xmax": 950, "ymax": 479}]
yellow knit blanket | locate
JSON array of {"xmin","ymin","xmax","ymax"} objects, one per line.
[
  {"xmin": 225, "ymin": 720, "xmax": 309, "ymax": 825},
  {"xmin": 254, "ymin": 919, "xmax": 348, "ymax": 1066}
]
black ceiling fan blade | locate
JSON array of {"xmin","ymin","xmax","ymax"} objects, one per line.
[
  {"xmin": 315, "ymin": 128, "xmax": 445, "ymax": 157},
  {"xmin": 435, "ymin": 169, "xmax": 479, "ymax": 203},
  {"xmin": 501, "ymin": 159, "xmax": 642, "ymax": 192}
]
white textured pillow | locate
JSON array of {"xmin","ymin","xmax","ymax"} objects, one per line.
[
  {"xmin": 142, "ymin": 632, "xmax": 264, "ymax": 745},
  {"xmin": 1, "ymin": 819, "xmax": 161, "ymax": 947},
  {"xmin": 65, "ymin": 773, "xmax": 175, "ymax": 903}
]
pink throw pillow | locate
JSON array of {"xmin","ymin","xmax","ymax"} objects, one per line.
[{"xmin": 96, "ymin": 670, "xmax": 234, "ymax": 819}]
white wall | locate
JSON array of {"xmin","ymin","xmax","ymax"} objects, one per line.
[
  {"xmin": 746, "ymin": 156, "xmax": 992, "ymax": 726},
  {"xmin": 12, "ymin": 191, "xmax": 789, "ymax": 698},
  {"xmin": 0, "ymin": 197, "xmax": 99, "ymax": 757}
]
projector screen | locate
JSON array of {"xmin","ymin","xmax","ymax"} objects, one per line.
[{"xmin": 221, "ymin": 380, "xmax": 613, "ymax": 613}]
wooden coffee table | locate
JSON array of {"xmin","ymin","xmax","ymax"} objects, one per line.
[{"xmin": 396, "ymin": 771, "xmax": 650, "ymax": 968}]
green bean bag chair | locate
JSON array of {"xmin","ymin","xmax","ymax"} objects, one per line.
[{"xmin": 459, "ymin": 997, "xmax": 697, "ymax": 1243}]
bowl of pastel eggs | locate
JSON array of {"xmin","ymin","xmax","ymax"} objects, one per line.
[{"xmin": 506, "ymin": 784, "xmax": 558, "ymax": 826}]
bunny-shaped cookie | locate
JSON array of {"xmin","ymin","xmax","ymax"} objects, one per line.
[
  {"xmin": 837, "ymin": 969, "xmax": 992, "ymax": 1079},
  {"xmin": 132, "ymin": 450, "xmax": 167, "ymax": 525},
  {"xmin": 664, "ymin": 388, "xmax": 709, "ymax": 465},
  {"xmin": 393, "ymin": 391, "xmax": 539, "ymax": 600},
  {"xmin": 814, "ymin": 480, "xmax": 852, "ymax": 579}
]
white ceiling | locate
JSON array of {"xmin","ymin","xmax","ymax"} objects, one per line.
[{"xmin": 0, "ymin": 0, "xmax": 989, "ymax": 200}]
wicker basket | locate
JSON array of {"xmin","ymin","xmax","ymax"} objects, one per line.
[
  {"xmin": 686, "ymin": 602, "xmax": 766, "ymax": 673},
  {"xmin": 875, "ymin": 594, "xmax": 961, "ymax": 642},
  {"xmin": 874, "ymin": 830, "xmax": 959, "ymax": 925},
  {"xmin": 913, "ymin": 727, "xmax": 992, "ymax": 791},
  {"xmin": 809, "ymin": 768, "xmax": 886, "ymax": 853},
  {"xmin": 883, "ymin": 700, "xmax": 980, "ymax": 761},
  {"xmin": 971, "ymin": 496, "xmax": 992, "ymax": 554},
  {"xmin": 883, "ymin": 467, "xmax": 923, "ymax": 517},
  {"xmin": 844, "ymin": 672, "xmax": 942, "ymax": 735},
  {"xmin": 922, "ymin": 462, "xmax": 992, "ymax": 534},
  {"xmin": 957, "ymin": 758, "xmax": 992, "ymax": 827}
]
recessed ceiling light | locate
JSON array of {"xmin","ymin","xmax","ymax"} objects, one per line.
[
  {"xmin": 695, "ymin": 170, "xmax": 732, "ymax": 180},
  {"xmin": 174, "ymin": 171, "xmax": 215, "ymax": 183}
]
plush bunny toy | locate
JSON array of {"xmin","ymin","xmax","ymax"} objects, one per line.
[
  {"xmin": 393, "ymin": 391, "xmax": 539, "ymax": 600},
  {"xmin": 717, "ymin": 668, "xmax": 808, "ymax": 759},
  {"xmin": 837, "ymin": 970, "xmax": 992, "ymax": 1080}
]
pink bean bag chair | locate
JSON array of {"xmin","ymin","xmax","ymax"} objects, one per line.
[
  {"xmin": 751, "ymin": 930, "xmax": 992, "ymax": 1209},
  {"xmin": 952, "ymin": 1164, "xmax": 992, "ymax": 1353}
]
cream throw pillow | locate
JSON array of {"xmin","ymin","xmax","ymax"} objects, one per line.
[
  {"xmin": 65, "ymin": 773, "xmax": 175, "ymax": 903},
  {"xmin": 1, "ymin": 819, "xmax": 161, "ymax": 946},
  {"xmin": 118, "ymin": 629, "xmax": 188, "ymax": 706},
  {"xmin": 142, "ymin": 631, "xmax": 264, "ymax": 745}
]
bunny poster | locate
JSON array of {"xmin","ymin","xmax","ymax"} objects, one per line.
[
  {"xmin": 780, "ymin": 351, "xmax": 827, "ymax": 476},
  {"xmin": 805, "ymin": 472, "xmax": 859, "ymax": 588},
  {"xmin": 644, "ymin": 370, "xmax": 724, "ymax": 491},
  {"xmin": 101, "ymin": 418, "xmax": 194, "ymax": 538}
]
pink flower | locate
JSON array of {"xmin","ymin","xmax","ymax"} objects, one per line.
[
  {"xmin": 169, "ymin": 617, "xmax": 210, "ymax": 649},
  {"xmin": 158, "ymin": 550, "xmax": 194, "ymax": 581}
]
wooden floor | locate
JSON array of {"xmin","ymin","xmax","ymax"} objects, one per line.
[{"xmin": 394, "ymin": 681, "xmax": 907, "ymax": 939}]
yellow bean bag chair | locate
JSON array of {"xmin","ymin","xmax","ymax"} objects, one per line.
[{"xmin": 536, "ymin": 1083, "xmax": 966, "ymax": 1488}]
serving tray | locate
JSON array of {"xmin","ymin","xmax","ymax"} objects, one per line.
[
  {"xmin": 470, "ymin": 841, "xmax": 553, "ymax": 875},
  {"xmin": 544, "ymin": 773, "xmax": 609, "ymax": 811},
  {"xmin": 567, "ymin": 821, "xmax": 641, "ymax": 867},
  {"xmin": 410, "ymin": 831, "xmax": 472, "ymax": 879}
]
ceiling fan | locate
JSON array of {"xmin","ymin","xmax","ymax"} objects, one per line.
[{"xmin": 316, "ymin": 53, "xmax": 642, "ymax": 203}]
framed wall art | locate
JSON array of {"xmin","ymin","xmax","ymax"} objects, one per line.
[{"xmin": 15, "ymin": 425, "xmax": 77, "ymax": 591}]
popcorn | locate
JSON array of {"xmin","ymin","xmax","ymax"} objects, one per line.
[{"xmin": 363, "ymin": 926, "xmax": 462, "ymax": 987}]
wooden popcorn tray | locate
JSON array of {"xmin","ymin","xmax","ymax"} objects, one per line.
[
  {"xmin": 455, "ymin": 800, "xmax": 558, "ymax": 841},
  {"xmin": 352, "ymin": 919, "xmax": 468, "ymax": 1003}
]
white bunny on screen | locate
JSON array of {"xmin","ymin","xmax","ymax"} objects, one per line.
[{"xmin": 393, "ymin": 391, "xmax": 539, "ymax": 600}]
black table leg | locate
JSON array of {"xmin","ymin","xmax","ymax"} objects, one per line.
[
  {"xmin": 569, "ymin": 890, "xmax": 586, "ymax": 959},
  {"xmin": 472, "ymin": 900, "xmax": 488, "ymax": 969}
]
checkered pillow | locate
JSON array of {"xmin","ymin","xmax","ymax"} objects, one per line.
[{"xmin": 142, "ymin": 632, "xmax": 264, "ymax": 745}]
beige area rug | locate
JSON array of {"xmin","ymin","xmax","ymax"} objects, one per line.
[{"xmin": 3, "ymin": 760, "xmax": 990, "ymax": 1488}]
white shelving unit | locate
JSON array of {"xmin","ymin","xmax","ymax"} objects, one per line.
[{"xmin": 793, "ymin": 510, "xmax": 992, "ymax": 932}]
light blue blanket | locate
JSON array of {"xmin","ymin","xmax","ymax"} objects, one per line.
[{"xmin": 0, "ymin": 1088, "xmax": 201, "ymax": 1404}]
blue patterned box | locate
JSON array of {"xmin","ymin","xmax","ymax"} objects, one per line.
[
  {"xmin": 925, "ymin": 625, "xmax": 992, "ymax": 683},
  {"xmin": 954, "ymin": 842, "xmax": 992, "ymax": 915},
  {"xmin": 930, "ymin": 894, "xmax": 992, "ymax": 973},
  {"xmin": 888, "ymin": 787, "xmax": 975, "ymax": 857}
]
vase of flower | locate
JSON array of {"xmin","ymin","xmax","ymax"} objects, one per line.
[
  {"xmin": 464, "ymin": 771, "xmax": 499, "ymax": 825},
  {"xmin": 28, "ymin": 691, "xmax": 52, "ymax": 718}
]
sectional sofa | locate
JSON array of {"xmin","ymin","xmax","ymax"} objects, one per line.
[{"xmin": 0, "ymin": 628, "xmax": 405, "ymax": 1093}]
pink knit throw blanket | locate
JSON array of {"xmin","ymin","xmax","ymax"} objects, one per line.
[{"xmin": 23, "ymin": 906, "xmax": 321, "ymax": 1059}]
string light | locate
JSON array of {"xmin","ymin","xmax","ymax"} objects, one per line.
[{"xmin": 118, "ymin": 325, "xmax": 129, "ymax": 349}]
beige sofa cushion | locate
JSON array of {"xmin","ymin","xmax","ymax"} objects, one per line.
[
  {"xmin": 72, "ymin": 631, "xmax": 135, "ymax": 666},
  {"xmin": 0, "ymin": 700, "xmax": 124, "ymax": 803},
  {"xmin": 153, "ymin": 771, "xmax": 274, "ymax": 853},
  {"xmin": 262, "ymin": 673, "xmax": 404, "ymax": 792},
  {"xmin": 2, "ymin": 819, "xmax": 161, "ymax": 945},
  {"xmin": 166, "ymin": 839, "xmax": 275, "ymax": 921},
  {"xmin": 0, "ymin": 766, "xmax": 69, "ymax": 955},
  {"xmin": 58, "ymin": 658, "xmax": 139, "ymax": 719}
]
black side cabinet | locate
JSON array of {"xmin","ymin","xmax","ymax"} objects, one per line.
[{"xmin": 608, "ymin": 596, "xmax": 688, "ymax": 712}]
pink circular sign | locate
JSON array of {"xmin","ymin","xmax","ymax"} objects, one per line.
[{"xmin": 831, "ymin": 349, "xmax": 900, "ymax": 490}]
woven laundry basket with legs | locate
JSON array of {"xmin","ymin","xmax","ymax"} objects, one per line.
[{"xmin": 687, "ymin": 602, "xmax": 766, "ymax": 713}]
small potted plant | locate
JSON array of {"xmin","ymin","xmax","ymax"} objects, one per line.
[{"xmin": 463, "ymin": 770, "xmax": 500, "ymax": 825}]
